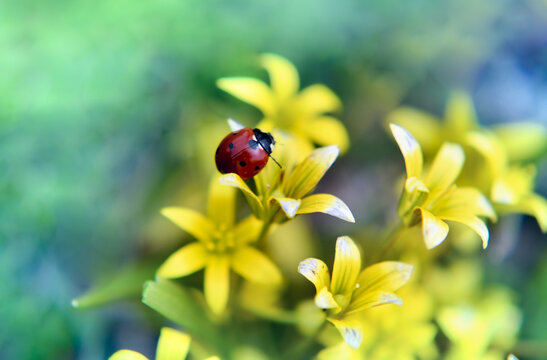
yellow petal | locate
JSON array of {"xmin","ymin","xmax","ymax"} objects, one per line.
[
  {"xmin": 418, "ymin": 207, "xmax": 449, "ymax": 249},
  {"xmin": 520, "ymin": 194, "xmax": 547, "ymax": 233},
  {"xmin": 494, "ymin": 122, "xmax": 547, "ymax": 163},
  {"xmin": 385, "ymin": 107, "xmax": 442, "ymax": 154},
  {"xmin": 283, "ymin": 145, "xmax": 339, "ymax": 199},
  {"xmin": 304, "ymin": 116, "xmax": 350, "ymax": 153},
  {"xmin": 296, "ymin": 84, "xmax": 342, "ymax": 115},
  {"xmin": 204, "ymin": 254, "xmax": 230, "ymax": 314},
  {"xmin": 389, "ymin": 123, "xmax": 423, "ymax": 179},
  {"xmin": 219, "ymin": 173, "xmax": 264, "ymax": 218},
  {"xmin": 345, "ymin": 291, "xmax": 403, "ymax": 316},
  {"xmin": 315, "ymin": 286, "xmax": 340, "ymax": 309},
  {"xmin": 231, "ymin": 246, "xmax": 282, "ymax": 285},
  {"xmin": 109, "ymin": 350, "xmax": 149, "ymax": 360},
  {"xmin": 207, "ymin": 174, "xmax": 236, "ymax": 228},
  {"xmin": 353, "ymin": 261, "xmax": 413, "ymax": 298},
  {"xmin": 433, "ymin": 187, "xmax": 496, "ymax": 220},
  {"xmin": 157, "ymin": 243, "xmax": 208, "ymax": 278},
  {"xmin": 425, "ymin": 143, "xmax": 464, "ymax": 198},
  {"xmin": 233, "ymin": 216, "xmax": 263, "ymax": 245},
  {"xmin": 271, "ymin": 196, "xmax": 301, "ymax": 218},
  {"xmin": 227, "ymin": 117, "xmax": 245, "ymax": 131},
  {"xmin": 444, "ymin": 91, "xmax": 478, "ymax": 135},
  {"xmin": 331, "ymin": 236, "xmax": 361, "ymax": 295},
  {"xmin": 156, "ymin": 327, "xmax": 191, "ymax": 360},
  {"xmin": 260, "ymin": 53, "xmax": 299, "ymax": 102},
  {"xmin": 161, "ymin": 207, "xmax": 215, "ymax": 243},
  {"xmin": 216, "ymin": 77, "xmax": 276, "ymax": 117},
  {"xmin": 298, "ymin": 258, "xmax": 331, "ymax": 293},
  {"xmin": 497, "ymin": 193, "xmax": 547, "ymax": 233},
  {"xmin": 439, "ymin": 213, "xmax": 489, "ymax": 248},
  {"xmin": 328, "ymin": 318, "xmax": 363, "ymax": 349},
  {"xmin": 297, "ymin": 194, "xmax": 355, "ymax": 223}
]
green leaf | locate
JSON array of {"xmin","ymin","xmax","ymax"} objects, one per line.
[
  {"xmin": 72, "ymin": 261, "xmax": 157, "ymax": 309},
  {"xmin": 142, "ymin": 279, "xmax": 223, "ymax": 354}
]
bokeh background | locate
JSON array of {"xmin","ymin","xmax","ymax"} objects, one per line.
[{"xmin": 1, "ymin": 0, "xmax": 546, "ymax": 359}]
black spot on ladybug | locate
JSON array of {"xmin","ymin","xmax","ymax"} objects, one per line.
[
  {"xmin": 240, "ymin": 161, "xmax": 246, "ymax": 167},
  {"xmin": 248, "ymin": 140, "xmax": 258, "ymax": 150},
  {"xmin": 232, "ymin": 132, "xmax": 238, "ymax": 135},
  {"xmin": 254, "ymin": 166, "xmax": 260, "ymax": 171},
  {"xmin": 229, "ymin": 143, "xmax": 234, "ymax": 149}
]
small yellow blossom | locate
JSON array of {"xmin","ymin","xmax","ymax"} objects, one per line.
[
  {"xmin": 217, "ymin": 53, "xmax": 349, "ymax": 155},
  {"xmin": 157, "ymin": 175, "xmax": 282, "ymax": 315},
  {"xmin": 490, "ymin": 163, "xmax": 547, "ymax": 232},
  {"xmin": 298, "ymin": 236, "xmax": 413, "ymax": 349},
  {"xmin": 317, "ymin": 263, "xmax": 438, "ymax": 360},
  {"xmin": 387, "ymin": 92, "xmax": 547, "ymax": 233},
  {"xmin": 109, "ymin": 327, "xmax": 219, "ymax": 360},
  {"xmin": 390, "ymin": 123, "xmax": 496, "ymax": 249},
  {"xmin": 219, "ymin": 123, "xmax": 354, "ymax": 225}
]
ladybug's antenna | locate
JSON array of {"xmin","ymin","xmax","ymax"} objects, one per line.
[
  {"xmin": 256, "ymin": 141, "xmax": 282, "ymax": 169},
  {"xmin": 269, "ymin": 154, "xmax": 282, "ymax": 169}
]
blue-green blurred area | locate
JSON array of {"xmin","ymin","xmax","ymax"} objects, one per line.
[{"xmin": 1, "ymin": 0, "xmax": 546, "ymax": 358}]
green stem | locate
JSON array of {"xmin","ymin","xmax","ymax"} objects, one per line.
[
  {"xmin": 257, "ymin": 217, "xmax": 273, "ymax": 244},
  {"xmin": 374, "ymin": 222, "xmax": 404, "ymax": 262}
]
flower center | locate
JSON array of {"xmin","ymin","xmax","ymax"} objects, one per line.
[{"xmin": 208, "ymin": 226, "xmax": 236, "ymax": 253}]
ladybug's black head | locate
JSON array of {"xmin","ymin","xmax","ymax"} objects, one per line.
[{"xmin": 252, "ymin": 128, "xmax": 275, "ymax": 155}]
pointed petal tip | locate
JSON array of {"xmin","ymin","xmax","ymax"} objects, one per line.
[
  {"xmin": 336, "ymin": 236, "xmax": 357, "ymax": 255},
  {"xmin": 420, "ymin": 208, "xmax": 449, "ymax": 249},
  {"xmin": 298, "ymin": 258, "xmax": 326, "ymax": 279},
  {"xmin": 227, "ymin": 118, "xmax": 245, "ymax": 131},
  {"xmin": 297, "ymin": 194, "xmax": 355, "ymax": 222},
  {"xmin": 342, "ymin": 326, "xmax": 363, "ymax": 349}
]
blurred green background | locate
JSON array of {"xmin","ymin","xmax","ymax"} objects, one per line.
[{"xmin": 1, "ymin": 0, "xmax": 546, "ymax": 359}]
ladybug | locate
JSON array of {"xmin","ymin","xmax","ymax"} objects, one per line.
[{"xmin": 215, "ymin": 128, "xmax": 281, "ymax": 180}]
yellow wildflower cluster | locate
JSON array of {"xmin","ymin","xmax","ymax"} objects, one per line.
[
  {"xmin": 98, "ymin": 54, "xmax": 542, "ymax": 359},
  {"xmin": 388, "ymin": 92, "xmax": 547, "ymax": 234}
]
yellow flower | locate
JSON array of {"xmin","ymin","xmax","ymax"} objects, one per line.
[
  {"xmin": 219, "ymin": 125, "xmax": 354, "ymax": 225},
  {"xmin": 387, "ymin": 92, "xmax": 547, "ymax": 233},
  {"xmin": 217, "ymin": 53, "xmax": 349, "ymax": 155},
  {"xmin": 298, "ymin": 236, "xmax": 413, "ymax": 349},
  {"xmin": 490, "ymin": 163, "xmax": 547, "ymax": 232},
  {"xmin": 317, "ymin": 261, "xmax": 437, "ymax": 360},
  {"xmin": 390, "ymin": 123, "xmax": 496, "ymax": 249},
  {"xmin": 109, "ymin": 327, "xmax": 219, "ymax": 360},
  {"xmin": 157, "ymin": 175, "xmax": 282, "ymax": 315}
]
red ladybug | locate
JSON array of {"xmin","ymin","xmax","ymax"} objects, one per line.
[{"xmin": 215, "ymin": 128, "xmax": 280, "ymax": 180}]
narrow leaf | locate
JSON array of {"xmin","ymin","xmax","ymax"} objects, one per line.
[
  {"xmin": 72, "ymin": 261, "xmax": 157, "ymax": 309},
  {"xmin": 142, "ymin": 279, "xmax": 219, "ymax": 349}
]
